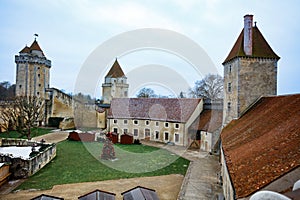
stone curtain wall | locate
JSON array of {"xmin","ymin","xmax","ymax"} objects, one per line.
[{"xmin": 0, "ymin": 138, "xmax": 56, "ymax": 178}]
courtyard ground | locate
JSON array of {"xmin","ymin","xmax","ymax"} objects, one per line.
[{"xmin": 0, "ymin": 131, "xmax": 223, "ymax": 199}]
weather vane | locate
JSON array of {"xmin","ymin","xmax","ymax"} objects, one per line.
[{"xmin": 34, "ymin": 33, "xmax": 39, "ymax": 40}]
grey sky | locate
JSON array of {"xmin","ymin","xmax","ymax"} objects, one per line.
[{"xmin": 1, "ymin": 0, "xmax": 299, "ymax": 97}]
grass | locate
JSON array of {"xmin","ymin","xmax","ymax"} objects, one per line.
[
  {"xmin": 0, "ymin": 127, "xmax": 53, "ymax": 139},
  {"xmin": 17, "ymin": 141, "xmax": 190, "ymax": 190}
]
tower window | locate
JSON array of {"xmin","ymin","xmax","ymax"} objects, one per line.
[
  {"xmin": 227, "ymin": 102, "xmax": 231, "ymax": 110},
  {"xmin": 229, "ymin": 65, "xmax": 232, "ymax": 73},
  {"xmin": 228, "ymin": 83, "xmax": 232, "ymax": 92}
]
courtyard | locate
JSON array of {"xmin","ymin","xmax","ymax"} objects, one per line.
[{"xmin": 0, "ymin": 131, "xmax": 222, "ymax": 199}]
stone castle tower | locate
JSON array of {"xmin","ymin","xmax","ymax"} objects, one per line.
[
  {"xmin": 15, "ymin": 39, "xmax": 51, "ymax": 99},
  {"xmin": 102, "ymin": 59, "xmax": 129, "ymax": 104},
  {"xmin": 223, "ymin": 15, "xmax": 280, "ymax": 125}
]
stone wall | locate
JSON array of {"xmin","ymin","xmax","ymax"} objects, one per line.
[
  {"xmin": 221, "ymin": 148, "xmax": 236, "ymax": 200},
  {"xmin": 108, "ymin": 118, "xmax": 186, "ymax": 145},
  {"xmin": 223, "ymin": 58, "xmax": 277, "ymax": 125},
  {"xmin": 0, "ymin": 138, "xmax": 56, "ymax": 178}
]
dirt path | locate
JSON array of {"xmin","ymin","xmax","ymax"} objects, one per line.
[
  {"xmin": 32, "ymin": 131, "xmax": 69, "ymax": 144},
  {"xmin": 1, "ymin": 174, "xmax": 183, "ymax": 200}
]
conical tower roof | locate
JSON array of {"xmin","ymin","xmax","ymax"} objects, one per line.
[
  {"xmin": 105, "ymin": 59, "xmax": 125, "ymax": 78},
  {"xmin": 19, "ymin": 45, "xmax": 30, "ymax": 54},
  {"xmin": 29, "ymin": 39, "xmax": 45, "ymax": 56},
  {"xmin": 223, "ymin": 26, "xmax": 280, "ymax": 64}
]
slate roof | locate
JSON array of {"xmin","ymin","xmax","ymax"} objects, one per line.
[
  {"xmin": 19, "ymin": 39, "xmax": 45, "ymax": 56},
  {"xmin": 31, "ymin": 194, "xmax": 64, "ymax": 200},
  {"xmin": 108, "ymin": 98, "xmax": 201, "ymax": 123},
  {"xmin": 78, "ymin": 189, "xmax": 116, "ymax": 200},
  {"xmin": 223, "ymin": 26, "xmax": 280, "ymax": 64},
  {"xmin": 189, "ymin": 109, "xmax": 223, "ymax": 133},
  {"xmin": 121, "ymin": 186, "xmax": 159, "ymax": 200},
  {"xmin": 105, "ymin": 59, "xmax": 125, "ymax": 78},
  {"xmin": 221, "ymin": 94, "xmax": 300, "ymax": 198}
]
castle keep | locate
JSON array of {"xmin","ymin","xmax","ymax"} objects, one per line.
[{"xmin": 15, "ymin": 39, "xmax": 51, "ymax": 99}]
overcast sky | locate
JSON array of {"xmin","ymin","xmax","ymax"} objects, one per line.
[{"xmin": 1, "ymin": 0, "xmax": 299, "ymax": 98}]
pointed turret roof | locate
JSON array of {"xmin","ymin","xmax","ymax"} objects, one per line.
[
  {"xmin": 105, "ymin": 59, "xmax": 125, "ymax": 78},
  {"xmin": 19, "ymin": 45, "xmax": 30, "ymax": 54},
  {"xmin": 29, "ymin": 39, "xmax": 44, "ymax": 56},
  {"xmin": 223, "ymin": 26, "xmax": 280, "ymax": 64}
]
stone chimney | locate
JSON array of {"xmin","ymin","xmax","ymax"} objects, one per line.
[{"xmin": 243, "ymin": 14, "xmax": 253, "ymax": 56}]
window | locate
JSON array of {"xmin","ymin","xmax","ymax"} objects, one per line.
[
  {"xmin": 175, "ymin": 123, "xmax": 179, "ymax": 129},
  {"xmin": 38, "ymin": 74, "xmax": 40, "ymax": 77},
  {"xmin": 124, "ymin": 119, "xmax": 128, "ymax": 124},
  {"xmin": 113, "ymin": 128, "xmax": 118, "ymax": 133},
  {"xmin": 37, "ymin": 92, "xmax": 40, "ymax": 95},
  {"xmin": 228, "ymin": 83, "xmax": 232, "ymax": 92},
  {"xmin": 155, "ymin": 131, "xmax": 159, "ymax": 140},
  {"xmin": 155, "ymin": 121, "xmax": 159, "ymax": 126},
  {"xmin": 227, "ymin": 102, "xmax": 231, "ymax": 110},
  {"xmin": 134, "ymin": 129, "xmax": 138, "ymax": 137},
  {"xmin": 134, "ymin": 120, "xmax": 138, "ymax": 125},
  {"xmin": 124, "ymin": 91, "xmax": 128, "ymax": 96},
  {"xmin": 164, "ymin": 132, "xmax": 169, "ymax": 141},
  {"xmin": 38, "ymin": 84, "xmax": 41, "ymax": 87},
  {"xmin": 19, "ymin": 85, "xmax": 22, "ymax": 88},
  {"xmin": 123, "ymin": 129, "xmax": 128, "ymax": 134},
  {"xmin": 113, "ymin": 119, "xmax": 117, "ymax": 124},
  {"xmin": 229, "ymin": 65, "xmax": 232, "ymax": 73},
  {"xmin": 165, "ymin": 122, "xmax": 169, "ymax": 128},
  {"xmin": 145, "ymin": 128, "xmax": 150, "ymax": 137},
  {"xmin": 145, "ymin": 120, "xmax": 150, "ymax": 125},
  {"xmin": 175, "ymin": 133, "xmax": 180, "ymax": 143}
]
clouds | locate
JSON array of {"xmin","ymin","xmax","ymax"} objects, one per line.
[{"xmin": 0, "ymin": 0, "xmax": 300, "ymax": 96}]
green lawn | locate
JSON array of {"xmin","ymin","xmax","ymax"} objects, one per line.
[
  {"xmin": 0, "ymin": 127, "xmax": 53, "ymax": 139},
  {"xmin": 17, "ymin": 141, "xmax": 190, "ymax": 190}
]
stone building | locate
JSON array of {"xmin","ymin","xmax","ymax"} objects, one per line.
[
  {"xmin": 222, "ymin": 14, "xmax": 280, "ymax": 125},
  {"xmin": 102, "ymin": 59, "xmax": 129, "ymax": 104},
  {"xmin": 107, "ymin": 98, "xmax": 203, "ymax": 146},
  {"xmin": 13, "ymin": 39, "xmax": 74, "ymax": 127},
  {"xmin": 15, "ymin": 39, "xmax": 51, "ymax": 98}
]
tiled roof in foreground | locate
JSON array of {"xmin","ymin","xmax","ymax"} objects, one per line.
[
  {"xmin": 108, "ymin": 98, "xmax": 201, "ymax": 123},
  {"xmin": 221, "ymin": 94, "xmax": 300, "ymax": 198}
]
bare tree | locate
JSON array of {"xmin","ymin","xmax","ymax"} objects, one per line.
[
  {"xmin": 189, "ymin": 74, "xmax": 223, "ymax": 100},
  {"xmin": 0, "ymin": 96, "xmax": 44, "ymax": 139},
  {"xmin": 16, "ymin": 96, "xmax": 44, "ymax": 139},
  {"xmin": 136, "ymin": 87, "xmax": 157, "ymax": 98},
  {"xmin": 0, "ymin": 100, "xmax": 18, "ymax": 133}
]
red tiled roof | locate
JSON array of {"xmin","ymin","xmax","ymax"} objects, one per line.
[
  {"xmin": 223, "ymin": 26, "xmax": 280, "ymax": 64},
  {"xmin": 19, "ymin": 46, "xmax": 30, "ymax": 54},
  {"xmin": 189, "ymin": 109, "xmax": 223, "ymax": 133},
  {"xmin": 105, "ymin": 59, "xmax": 125, "ymax": 78},
  {"xmin": 221, "ymin": 94, "xmax": 300, "ymax": 198},
  {"xmin": 108, "ymin": 98, "xmax": 201, "ymax": 123},
  {"xmin": 29, "ymin": 40, "xmax": 45, "ymax": 56}
]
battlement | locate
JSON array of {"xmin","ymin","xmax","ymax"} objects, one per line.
[{"xmin": 15, "ymin": 55, "xmax": 51, "ymax": 67}]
